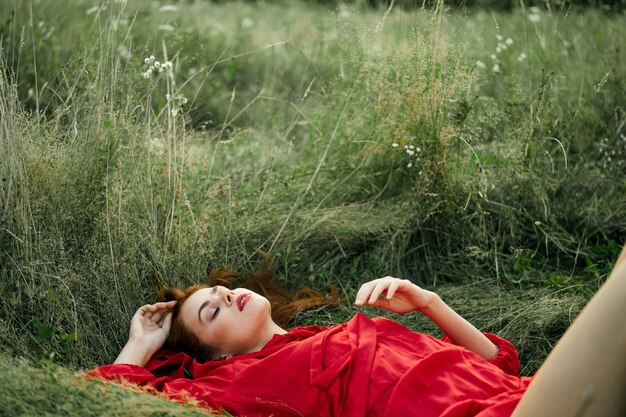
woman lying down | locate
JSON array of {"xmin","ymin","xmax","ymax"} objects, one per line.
[{"xmin": 88, "ymin": 246, "xmax": 626, "ymax": 417}]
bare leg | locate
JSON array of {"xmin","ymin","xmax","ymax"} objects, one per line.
[{"xmin": 512, "ymin": 245, "xmax": 626, "ymax": 417}]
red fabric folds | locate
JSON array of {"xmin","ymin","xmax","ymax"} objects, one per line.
[{"xmin": 86, "ymin": 313, "xmax": 532, "ymax": 417}]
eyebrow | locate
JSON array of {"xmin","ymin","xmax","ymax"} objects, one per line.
[{"xmin": 197, "ymin": 287, "xmax": 219, "ymax": 322}]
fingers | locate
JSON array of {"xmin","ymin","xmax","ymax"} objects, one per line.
[
  {"xmin": 162, "ymin": 310, "xmax": 174, "ymax": 332},
  {"xmin": 368, "ymin": 280, "xmax": 389, "ymax": 304},
  {"xmin": 137, "ymin": 300, "xmax": 177, "ymax": 321},
  {"xmin": 355, "ymin": 276, "xmax": 398, "ymax": 306},
  {"xmin": 386, "ymin": 279, "xmax": 401, "ymax": 300}
]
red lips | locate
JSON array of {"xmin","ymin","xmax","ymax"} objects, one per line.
[{"xmin": 237, "ymin": 293, "xmax": 250, "ymax": 311}]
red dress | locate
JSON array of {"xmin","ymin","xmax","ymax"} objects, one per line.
[{"xmin": 87, "ymin": 313, "xmax": 533, "ymax": 417}]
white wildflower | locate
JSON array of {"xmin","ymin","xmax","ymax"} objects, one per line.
[
  {"xmin": 242, "ymin": 18, "xmax": 254, "ymax": 28},
  {"xmin": 406, "ymin": 149, "xmax": 415, "ymax": 156},
  {"xmin": 517, "ymin": 52, "xmax": 527, "ymax": 62},
  {"xmin": 534, "ymin": 221, "xmax": 541, "ymax": 226},
  {"xmin": 476, "ymin": 60, "xmax": 486, "ymax": 69},
  {"xmin": 391, "ymin": 143, "xmax": 399, "ymax": 148},
  {"xmin": 159, "ymin": 5, "xmax": 179, "ymax": 12},
  {"xmin": 339, "ymin": 6, "xmax": 351, "ymax": 19},
  {"xmin": 528, "ymin": 13, "xmax": 541, "ymax": 23},
  {"xmin": 408, "ymin": 144, "xmax": 415, "ymax": 150},
  {"xmin": 159, "ymin": 24, "xmax": 175, "ymax": 32},
  {"xmin": 407, "ymin": 163, "xmax": 413, "ymax": 168},
  {"xmin": 415, "ymin": 147, "xmax": 421, "ymax": 153},
  {"xmin": 506, "ymin": 38, "xmax": 513, "ymax": 45},
  {"xmin": 118, "ymin": 45, "xmax": 131, "ymax": 60},
  {"xmin": 496, "ymin": 46, "xmax": 502, "ymax": 54},
  {"xmin": 490, "ymin": 54, "xmax": 497, "ymax": 60},
  {"xmin": 492, "ymin": 63, "xmax": 500, "ymax": 73},
  {"xmin": 496, "ymin": 34, "xmax": 504, "ymax": 41}
]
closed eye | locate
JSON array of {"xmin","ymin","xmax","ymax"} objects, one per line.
[{"xmin": 212, "ymin": 307, "xmax": 220, "ymax": 320}]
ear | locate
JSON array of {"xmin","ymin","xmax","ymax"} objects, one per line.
[{"xmin": 212, "ymin": 352, "xmax": 233, "ymax": 361}]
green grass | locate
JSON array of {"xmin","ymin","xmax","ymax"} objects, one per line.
[{"xmin": 0, "ymin": 0, "xmax": 624, "ymax": 415}]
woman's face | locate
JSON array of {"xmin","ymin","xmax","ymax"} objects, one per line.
[{"xmin": 179, "ymin": 286, "xmax": 272, "ymax": 359}]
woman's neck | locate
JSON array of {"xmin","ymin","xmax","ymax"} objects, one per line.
[{"xmin": 249, "ymin": 320, "xmax": 287, "ymax": 353}]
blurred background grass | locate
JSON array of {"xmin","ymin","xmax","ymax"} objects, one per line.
[{"xmin": 0, "ymin": 0, "xmax": 624, "ymax": 414}]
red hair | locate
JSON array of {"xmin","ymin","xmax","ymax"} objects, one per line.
[{"xmin": 157, "ymin": 251, "xmax": 338, "ymax": 362}]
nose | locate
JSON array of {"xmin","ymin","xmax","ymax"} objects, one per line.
[{"xmin": 220, "ymin": 288, "xmax": 234, "ymax": 306}]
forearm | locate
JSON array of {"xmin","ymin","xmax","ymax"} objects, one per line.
[
  {"xmin": 422, "ymin": 294, "xmax": 498, "ymax": 361},
  {"xmin": 113, "ymin": 341, "xmax": 153, "ymax": 367}
]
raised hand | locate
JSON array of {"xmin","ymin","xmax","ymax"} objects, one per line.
[
  {"xmin": 127, "ymin": 300, "xmax": 177, "ymax": 354},
  {"xmin": 354, "ymin": 276, "xmax": 437, "ymax": 314},
  {"xmin": 115, "ymin": 300, "xmax": 177, "ymax": 365}
]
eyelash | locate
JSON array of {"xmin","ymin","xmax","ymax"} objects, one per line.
[{"xmin": 212, "ymin": 307, "xmax": 220, "ymax": 320}]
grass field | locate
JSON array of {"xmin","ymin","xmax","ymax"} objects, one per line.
[{"xmin": 0, "ymin": 0, "xmax": 624, "ymax": 415}]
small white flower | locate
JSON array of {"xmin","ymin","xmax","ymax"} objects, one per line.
[
  {"xmin": 490, "ymin": 54, "xmax": 497, "ymax": 60},
  {"xmin": 144, "ymin": 57, "xmax": 151, "ymax": 64},
  {"xmin": 506, "ymin": 38, "xmax": 513, "ymax": 45},
  {"xmin": 154, "ymin": 61, "xmax": 161, "ymax": 69},
  {"xmin": 242, "ymin": 18, "xmax": 253, "ymax": 28},
  {"xmin": 408, "ymin": 144, "xmax": 415, "ymax": 150},
  {"xmin": 338, "ymin": 6, "xmax": 351, "ymax": 19},
  {"xmin": 159, "ymin": 24, "xmax": 175, "ymax": 32},
  {"xmin": 529, "ymin": 6, "xmax": 540, "ymax": 14},
  {"xmin": 496, "ymin": 34, "xmax": 504, "ymax": 41},
  {"xmin": 159, "ymin": 5, "xmax": 179, "ymax": 12},
  {"xmin": 407, "ymin": 163, "xmax": 413, "ymax": 168},
  {"xmin": 171, "ymin": 107, "xmax": 179, "ymax": 117},
  {"xmin": 517, "ymin": 52, "xmax": 527, "ymax": 62},
  {"xmin": 415, "ymin": 147, "xmax": 421, "ymax": 153},
  {"xmin": 496, "ymin": 46, "xmax": 502, "ymax": 54},
  {"xmin": 149, "ymin": 55, "xmax": 155, "ymax": 63},
  {"xmin": 143, "ymin": 71, "xmax": 151, "ymax": 79},
  {"xmin": 165, "ymin": 93, "xmax": 171, "ymax": 101},
  {"xmin": 476, "ymin": 60, "xmax": 486, "ymax": 69},
  {"xmin": 118, "ymin": 45, "xmax": 131, "ymax": 60},
  {"xmin": 492, "ymin": 63, "xmax": 500, "ymax": 73},
  {"xmin": 391, "ymin": 143, "xmax": 399, "ymax": 148},
  {"xmin": 534, "ymin": 221, "xmax": 541, "ymax": 226},
  {"xmin": 406, "ymin": 149, "xmax": 415, "ymax": 156},
  {"xmin": 528, "ymin": 13, "xmax": 541, "ymax": 23}
]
